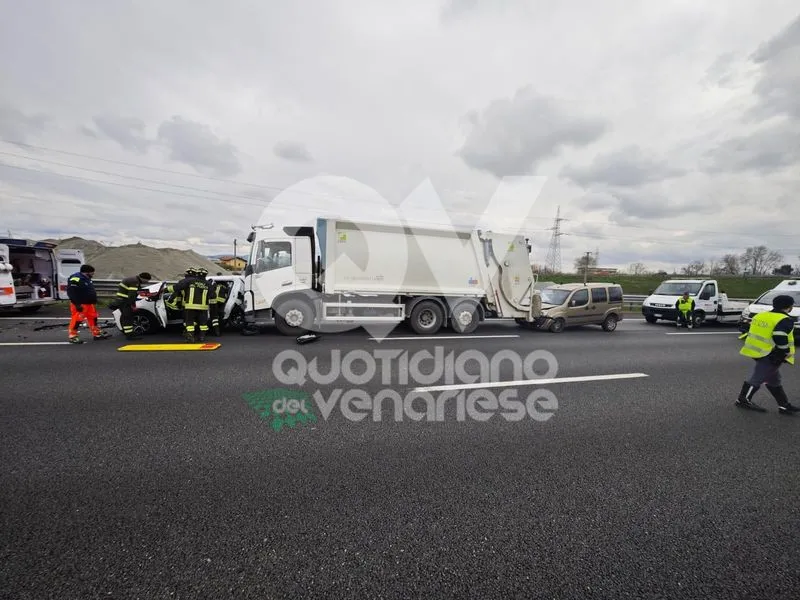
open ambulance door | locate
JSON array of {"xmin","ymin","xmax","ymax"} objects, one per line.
[
  {"xmin": 55, "ymin": 249, "xmax": 85, "ymax": 299},
  {"xmin": 0, "ymin": 244, "xmax": 16, "ymax": 307}
]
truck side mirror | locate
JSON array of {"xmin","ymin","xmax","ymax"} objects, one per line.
[
  {"xmin": 246, "ymin": 232, "xmax": 255, "ymax": 243},
  {"xmin": 244, "ymin": 264, "xmax": 253, "ymax": 276}
]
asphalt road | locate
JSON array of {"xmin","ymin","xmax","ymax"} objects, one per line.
[{"xmin": 1, "ymin": 315, "xmax": 798, "ymax": 599}]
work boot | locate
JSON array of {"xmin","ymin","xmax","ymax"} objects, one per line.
[
  {"xmin": 198, "ymin": 333, "xmax": 206, "ymax": 342},
  {"xmin": 93, "ymin": 331, "xmax": 111, "ymax": 340},
  {"xmin": 766, "ymin": 385, "xmax": 800, "ymax": 415},
  {"xmin": 184, "ymin": 331, "xmax": 195, "ymax": 343},
  {"xmin": 736, "ymin": 382, "xmax": 766, "ymax": 412},
  {"xmin": 212, "ymin": 325, "xmax": 221, "ymax": 336},
  {"xmin": 68, "ymin": 336, "xmax": 83, "ymax": 344}
]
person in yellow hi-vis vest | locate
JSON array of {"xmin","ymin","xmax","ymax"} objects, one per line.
[
  {"xmin": 736, "ymin": 294, "xmax": 798, "ymax": 414},
  {"xmin": 675, "ymin": 291, "xmax": 695, "ymax": 328}
]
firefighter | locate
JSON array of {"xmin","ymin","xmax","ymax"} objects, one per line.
[
  {"xmin": 675, "ymin": 291, "xmax": 695, "ymax": 329},
  {"xmin": 736, "ymin": 294, "xmax": 799, "ymax": 414},
  {"xmin": 113, "ymin": 272, "xmax": 152, "ymax": 340},
  {"xmin": 208, "ymin": 275, "xmax": 229, "ymax": 336},
  {"xmin": 164, "ymin": 268, "xmax": 192, "ymax": 313},
  {"xmin": 66, "ymin": 264, "xmax": 110, "ymax": 343},
  {"xmin": 171, "ymin": 266, "xmax": 211, "ymax": 342}
]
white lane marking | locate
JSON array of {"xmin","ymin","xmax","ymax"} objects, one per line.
[
  {"xmin": 0, "ymin": 317, "xmax": 114, "ymax": 321},
  {"xmin": 0, "ymin": 341, "xmax": 73, "ymax": 346},
  {"xmin": 665, "ymin": 332, "xmax": 741, "ymax": 335},
  {"xmin": 370, "ymin": 334, "xmax": 520, "ymax": 341},
  {"xmin": 413, "ymin": 372, "xmax": 649, "ymax": 393}
]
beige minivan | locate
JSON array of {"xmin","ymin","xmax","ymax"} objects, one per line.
[{"xmin": 536, "ymin": 282, "xmax": 625, "ymax": 333}]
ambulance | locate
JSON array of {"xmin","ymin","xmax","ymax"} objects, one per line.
[
  {"xmin": 0, "ymin": 238, "xmax": 85, "ymax": 313},
  {"xmin": 738, "ymin": 279, "xmax": 800, "ymax": 333}
]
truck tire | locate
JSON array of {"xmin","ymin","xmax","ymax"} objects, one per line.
[
  {"xmin": 644, "ymin": 315, "xmax": 657, "ymax": 323},
  {"xmin": 274, "ymin": 299, "xmax": 314, "ymax": 335},
  {"xmin": 409, "ymin": 300, "xmax": 444, "ymax": 335},
  {"xmin": 450, "ymin": 301, "xmax": 479, "ymax": 334},
  {"xmin": 549, "ymin": 317, "xmax": 565, "ymax": 333},
  {"xmin": 692, "ymin": 311, "xmax": 705, "ymax": 327}
]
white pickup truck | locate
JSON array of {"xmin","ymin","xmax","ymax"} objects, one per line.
[{"xmin": 641, "ymin": 279, "xmax": 749, "ymax": 327}]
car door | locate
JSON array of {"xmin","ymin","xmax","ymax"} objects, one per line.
[
  {"xmin": 565, "ymin": 288, "xmax": 590, "ymax": 325},
  {"xmin": 222, "ymin": 278, "xmax": 243, "ymax": 320},
  {"xmin": 587, "ymin": 287, "xmax": 608, "ymax": 322},
  {"xmin": 698, "ymin": 282, "xmax": 717, "ymax": 315},
  {"xmin": 0, "ymin": 244, "xmax": 16, "ymax": 306},
  {"xmin": 248, "ymin": 240, "xmax": 296, "ymax": 312},
  {"xmin": 153, "ymin": 283, "xmax": 169, "ymax": 328}
]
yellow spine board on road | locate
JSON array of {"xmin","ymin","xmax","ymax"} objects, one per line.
[{"xmin": 117, "ymin": 343, "xmax": 221, "ymax": 351}]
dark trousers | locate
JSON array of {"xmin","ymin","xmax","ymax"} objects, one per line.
[
  {"xmin": 184, "ymin": 309, "xmax": 209, "ymax": 334},
  {"xmin": 209, "ymin": 303, "xmax": 222, "ymax": 330},
  {"xmin": 746, "ymin": 356, "xmax": 783, "ymax": 388},
  {"xmin": 119, "ymin": 303, "xmax": 136, "ymax": 335},
  {"xmin": 677, "ymin": 310, "xmax": 693, "ymax": 326}
]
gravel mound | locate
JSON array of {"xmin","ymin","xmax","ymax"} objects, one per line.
[{"xmin": 45, "ymin": 237, "xmax": 227, "ymax": 280}]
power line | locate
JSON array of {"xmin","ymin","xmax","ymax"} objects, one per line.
[{"xmin": 2, "ymin": 138, "xmax": 798, "ymax": 240}]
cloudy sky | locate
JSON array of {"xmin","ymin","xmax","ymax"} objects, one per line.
[{"xmin": 1, "ymin": 0, "xmax": 798, "ymax": 273}]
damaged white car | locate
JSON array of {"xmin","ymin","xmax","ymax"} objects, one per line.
[{"xmin": 112, "ymin": 275, "xmax": 246, "ymax": 335}]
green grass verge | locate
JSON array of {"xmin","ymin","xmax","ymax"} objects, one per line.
[{"xmin": 538, "ymin": 274, "xmax": 790, "ymax": 299}]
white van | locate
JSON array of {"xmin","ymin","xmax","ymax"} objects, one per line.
[
  {"xmin": 0, "ymin": 239, "xmax": 85, "ymax": 313},
  {"xmin": 738, "ymin": 280, "xmax": 800, "ymax": 333}
]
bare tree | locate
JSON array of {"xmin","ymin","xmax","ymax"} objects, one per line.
[
  {"xmin": 681, "ymin": 260, "xmax": 705, "ymax": 276},
  {"xmin": 740, "ymin": 246, "xmax": 783, "ymax": 276},
  {"xmin": 708, "ymin": 258, "xmax": 721, "ymax": 275},
  {"xmin": 719, "ymin": 253, "xmax": 740, "ymax": 275},
  {"xmin": 574, "ymin": 252, "xmax": 598, "ymax": 275},
  {"xmin": 628, "ymin": 262, "xmax": 648, "ymax": 275}
]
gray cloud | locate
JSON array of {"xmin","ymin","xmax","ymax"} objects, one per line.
[
  {"xmin": 0, "ymin": 105, "xmax": 50, "ymax": 143},
  {"xmin": 274, "ymin": 141, "xmax": 313, "ymax": 163},
  {"xmin": 705, "ymin": 121, "xmax": 800, "ymax": 174},
  {"xmin": 88, "ymin": 115, "xmax": 151, "ymax": 153},
  {"xmin": 156, "ymin": 116, "xmax": 241, "ymax": 177},
  {"xmin": 749, "ymin": 14, "xmax": 800, "ymax": 122},
  {"xmin": 562, "ymin": 145, "xmax": 686, "ymax": 188},
  {"xmin": 609, "ymin": 192, "xmax": 721, "ymax": 223},
  {"xmin": 457, "ymin": 87, "xmax": 608, "ymax": 178}
]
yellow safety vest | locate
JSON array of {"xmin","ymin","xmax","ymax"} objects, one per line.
[
  {"xmin": 677, "ymin": 298, "xmax": 693, "ymax": 313},
  {"xmin": 740, "ymin": 311, "xmax": 795, "ymax": 365}
]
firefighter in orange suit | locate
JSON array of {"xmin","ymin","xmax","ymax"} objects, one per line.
[{"xmin": 66, "ymin": 264, "xmax": 110, "ymax": 343}]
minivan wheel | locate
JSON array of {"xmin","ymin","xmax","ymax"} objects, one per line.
[
  {"xmin": 549, "ymin": 318, "xmax": 565, "ymax": 333},
  {"xmin": 602, "ymin": 314, "xmax": 618, "ymax": 332}
]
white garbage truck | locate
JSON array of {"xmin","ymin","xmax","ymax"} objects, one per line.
[
  {"xmin": 0, "ymin": 238, "xmax": 85, "ymax": 313},
  {"xmin": 242, "ymin": 218, "xmax": 542, "ymax": 335}
]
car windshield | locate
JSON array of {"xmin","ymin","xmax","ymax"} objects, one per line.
[
  {"xmin": 653, "ymin": 282, "xmax": 703, "ymax": 295},
  {"xmin": 540, "ymin": 288, "xmax": 571, "ymax": 305},
  {"xmin": 754, "ymin": 290, "xmax": 800, "ymax": 306}
]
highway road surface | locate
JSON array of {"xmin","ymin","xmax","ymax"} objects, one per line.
[{"xmin": 1, "ymin": 310, "xmax": 798, "ymax": 599}]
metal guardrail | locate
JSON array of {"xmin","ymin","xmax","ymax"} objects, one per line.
[{"xmin": 90, "ymin": 280, "xmax": 752, "ymax": 308}]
